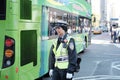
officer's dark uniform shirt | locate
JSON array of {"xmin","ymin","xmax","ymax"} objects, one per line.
[{"xmin": 49, "ymin": 33, "xmax": 77, "ymax": 73}]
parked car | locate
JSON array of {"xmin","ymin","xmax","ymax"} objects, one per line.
[
  {"xmin": 100, "ymin": 26, "xmax": 108, "ymax": 32},
  {"xmin": 92, "ymin": 27, "xmax": 102, "ymax": 34}
]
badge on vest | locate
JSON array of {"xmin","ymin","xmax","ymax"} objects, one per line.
[{"xmin": 69, "ymin": 42, "xmax": 74, "ymax": 50}]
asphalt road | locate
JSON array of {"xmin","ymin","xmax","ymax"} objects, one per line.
[
  {"xmin": 43, "ymin": 32, "xmax": 120, "ymax": 80},
  {"xmin": 73, "ymin": 32, "xmax": 120, "ymax": 80}
]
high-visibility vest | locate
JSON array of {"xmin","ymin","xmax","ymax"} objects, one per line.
[{"xmin": 53, "ymin": 36, "xmax": 71, "ymax": 69}]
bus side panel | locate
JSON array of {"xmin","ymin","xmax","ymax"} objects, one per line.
[
  {"xmin": 39, "ymin": 5, "xmax": 50, "ymax": 77},
  {"xmin": 1, "ymin": 31, "xmax": 19, "ymax": 80},
  {"xmin": 40, "ymin": 39, "xmax": 54, "ymax": 77},
  {"xmin": 40, "ymin": 40, "xmax": 49, "ymax": 76},
  {"xmin": 72, "ymin": 34, "xmax": 85, "ymax": 53},
  {"xmin": 0, "ymin": 22, "xmax": 5, "ymax": 73},
  {"xmin": 19, "ymin": 30, "xmax": 40, "ymax": 80}
]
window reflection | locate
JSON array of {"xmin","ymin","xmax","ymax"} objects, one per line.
[{"xmin": 47, "ymin": 7, "xmax": 91, "ymax": 38}]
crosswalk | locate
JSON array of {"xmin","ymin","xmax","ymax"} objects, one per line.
[
  {"xmin": 91, "ymin": 39, "xmax": 111, "ymax": 45},
  {"xmin": 91, "ymin": 39, "xmax": 120, "ymax": 48}
]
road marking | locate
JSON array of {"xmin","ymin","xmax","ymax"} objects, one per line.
[
  {"xmin": 91, "ymin": 39, "xmax": 120, "ymax": 48},
  {"xmin": 112, "ymin": 61, "xmax": 120, "ymax": 70},
  {"xmin": 91, "ymin": 61, "xmax": 101, "ymax": 75},
  {"xmin": 73, "ymin": 75, "xmax": 120, "ymax": 80},
  {"xmin": 113, "ymin": 44, "xmax": 120, "ymax": 48},
  {"xmin": 91, "ymin": 40, "xmax": 111, "ymax": 45}
]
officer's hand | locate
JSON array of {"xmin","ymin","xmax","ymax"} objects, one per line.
[
  {"xmin": 66, "ymin": 73, "xmax": 73, "ymax": 79},
  {"xmin": 49, "ymin": 69, "xmax": 53, "ymax": 77}
]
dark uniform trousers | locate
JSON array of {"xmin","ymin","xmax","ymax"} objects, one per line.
[{"xmin": 52, "ymin": 67, "xmax": 72, "ymax": 80}]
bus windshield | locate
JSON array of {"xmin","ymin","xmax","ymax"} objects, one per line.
[{"xmin": 0, "ymin": 0, "xmax": 6, "ymax": 20}]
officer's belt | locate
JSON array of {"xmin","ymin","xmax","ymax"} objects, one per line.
[{"xmin": 56, "ymin": 57, "xmax": 68, "ymax": 62}]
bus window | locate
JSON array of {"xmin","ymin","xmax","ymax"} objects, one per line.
[
  {"xmin": 48, "ymin": 8, "xmax": 68, "ymax": 37},
  {"xmin": 0, "ymin": 0, "xmax": 6, "ymax": 20},
  {"xmin": 20, "ymin": 0, "xmax": 32, "ymax": 19},
  {"xmin": 78, "ymin": 18, "xmax": 84, "ymax": 33},
  {"xmin": 71, "ymin": 16, "xmax": 78, "ymax": 33},
  {"xmin": 48, "ymin": 22, "xmax": 57, "ymax": 36}
]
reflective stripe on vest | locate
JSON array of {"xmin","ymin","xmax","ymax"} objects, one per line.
[{"xmin": 53, "ymin": 36, "xmax": 71, "ymax": 69}]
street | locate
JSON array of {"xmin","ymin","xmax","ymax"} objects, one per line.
[
  {"xmin": 73, "ymin": 32, "xmax": 120, "ymax": 80},
  {"xmin": 44, "ymin": 32, "xmax": 120, "ymax": 80}
]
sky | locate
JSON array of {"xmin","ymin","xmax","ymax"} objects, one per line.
[{"xmin": 91, "ymin": 0, "xmax": 100, "ymax": 14}]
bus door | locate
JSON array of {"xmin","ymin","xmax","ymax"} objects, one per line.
[{"xmin": 0, "ymin": 0, "xmax": 19, "ymax": 80}]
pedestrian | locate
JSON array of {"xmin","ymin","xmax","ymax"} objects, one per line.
[
  {"xmin": 116, "ymin": 28, "xmax": 120, "ymax": 43},
  {"xmin": 49, "ymin": 23, "xmax": 77, "ymax": 80},
  {"xmin": 113, "ymin": 30, "xmax": 117, "ymax": 43},
  {"xmin": 110, "ymin": 26, "xmax": 113, "ymax": 40}
]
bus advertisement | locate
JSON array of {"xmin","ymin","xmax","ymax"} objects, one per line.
[{"xmin": 0, "ymin": 0, "xmax": 92, "ymax": 80}]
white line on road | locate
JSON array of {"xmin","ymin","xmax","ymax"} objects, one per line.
[
  {"xmin": 91, "ymin": 40, "xmax": 111, "ymax": 45},
  {"xmin": 91, "ymin": 39, "xmax": 120, "ymax": 48},
  {"xmin": 73, "ymin": 75, "xmax": 120, "ymax": 80},
  {"xmin": 113, "ymin": 44, "xmax": 120, "ymax": 48},
  {"xmin": 112, "ymin": 61, "xmax": 120, "ymax": 70}
]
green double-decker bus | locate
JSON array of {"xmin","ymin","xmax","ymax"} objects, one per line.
[{"xmin": 0, "ymin": 0, "xmax": 91, "ymax": 80}]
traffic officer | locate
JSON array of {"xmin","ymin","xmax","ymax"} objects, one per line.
[{"xmin": 49, "ymin": 23, "xmax": 77, "ymax": 80}]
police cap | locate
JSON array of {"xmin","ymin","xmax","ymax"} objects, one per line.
[{"xmin": 55, "ymin": 23, "xmax": 68, "ymax": 32}]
